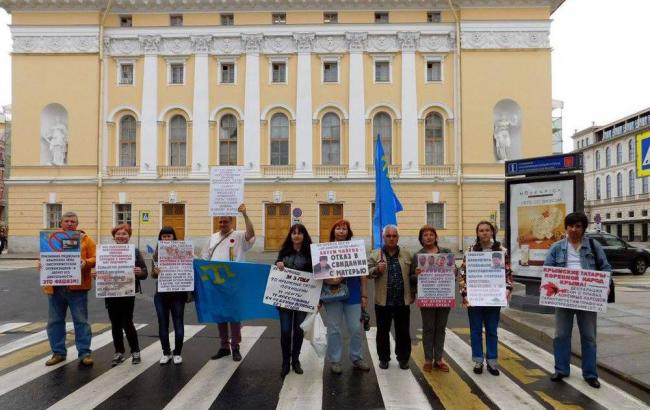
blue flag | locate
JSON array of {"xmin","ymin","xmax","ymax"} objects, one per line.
[
  {"xmin": 373, "ymin": 135, "xmax": 403, "ymax": 249},
  {"xmin": 193, "ymin": 259, "xmax": 278, "ymax": 323},
  {"xmin": 146, "ymin": 244, "xmax": 155, "ymax": 255}
]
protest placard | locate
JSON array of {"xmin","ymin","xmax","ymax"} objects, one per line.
[
  {"xmin": 466, "ymin": 251, "xmax": 507, "ymax": 307},
  {"xmin": 158, "ymin": 241, "xmax": 195, "ymax": 292},
  {"xmin": 310, "ymin": 240, "xmax": 368, "ymax": 280},
  {"xmin": 539, "ymin": 266, "xmax": 610, "ymax": 313},
  {"xmin": 39, "ymin": 230, "xmax": 81, "ymax": 286},
  {"xmin": 263, "ymin": 266, "xmax": 323, "ymax": 313},
  {"xmin": 209, "ymin": 166, "xmax": 245, "ymax": 217},
  {"xmin": 416, "ymin": 253, "xmax": 456, "ymax": 308},
  {"xmin": 95, "ymin": 244, "xmax": 135, "ymax": 298}
]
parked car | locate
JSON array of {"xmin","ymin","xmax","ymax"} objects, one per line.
[{"xmin": 586, "ymin": 232, "xmax": 650, "ymax": 275}]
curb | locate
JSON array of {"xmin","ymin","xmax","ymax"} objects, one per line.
[{"xmin": 501, "ymin": 309, "xmax": 650, "ymax": 393}]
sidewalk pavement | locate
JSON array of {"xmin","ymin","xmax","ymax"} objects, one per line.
[{"xmin": 502, "ymin": 281, "xmax": 650, "ymax": 392}]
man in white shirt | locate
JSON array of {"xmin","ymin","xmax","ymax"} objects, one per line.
[{"xmin": 202, "ymin": 203, "xmax": 255, "ymax": 361}]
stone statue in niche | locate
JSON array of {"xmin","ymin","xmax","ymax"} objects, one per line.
[
  {"xmin": 43, "ymin": 116, "xmax": 68, "ymax": 165},
  {"xmin": 493, "ymin": 112, "xmax": 518, "ymax": 162}
]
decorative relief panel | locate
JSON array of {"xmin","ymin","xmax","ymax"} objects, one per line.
[
  {"xmin": 13, "ymin": 36, "xmax": 99, "ymax": 53},
  {"xmin": 396, "ymin": 32, "xmax": 420, "ymax": 52},
  {"xmin": 138, "ymin": 35, "xmax": 161, "ymax": 55},
  {"xmin": 419, "ymin": 34, "xmax": 455, "ymax": 53},
  {"xmin": 191, "ymin": 35, "xmax": 213, "ymax": 54},
  {"xmin": 293, "ymin": 33, "xmax": 315, "ymax": 53},
  {"xmin": 262, "ymin": 36, "xmax": 295, "ymax": 54},
  {"xmin": 162, "ymin": 37, "xmax": 193, "ymax": 55},
  {"xmin": 213, "ymin": 37, "xmax": 242, "ymax": 55},
  {"xmin": 241, "ymin": 33, "xmax": 264, "ymax": 54},
  {"xmin": 461, "ymin": 31, "xmax": 550, "ymax": 49},
  {"xmin": 367, "ymin": 35, "xmax": 398, "ymax": 53},
  {"xmin": 345, "ymin": 32, "xmax": 368, "ymax": 53},
  {"xmin": 105, "ymin": 37, "xmax": 141, "ymax": 56},
  {"xmin": 313, "ymin": 35, "xmax": 347, "ymax": 54}
]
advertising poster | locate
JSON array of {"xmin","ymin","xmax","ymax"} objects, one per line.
[
  {"xmin": 158, "ymin": 241, "xmax": 195, "ymax": 292},
  {"xmin": 310, "ymin": 240, "xmax": 368, "ymax": 280},
  {"xmin": 539, "ymin": 266, "xmax": 610, "ymax": 313},
  {"xmin": 416, "ymin": 253, "xmax": 456, "ymax": 308},
  {"xmin": 466, "ymin": 251, "xmax": 507, "ymax": 307},
  {"xmin": 263, "ymin": 266, "xmax": 323, "ymax": 313},
  {"xmin": 209, "ymin": 166, "xmax": 245, "ymax": 217},
  {"xmin": 39, "ymin": 230, "xmax": 81, "ymax": 286},
  {"xmin": 509, "ymin": 179, "xmax": 574, "ymax": 278},
  {"xmin": 95, "ymin": 244, "xmax": 135, "ymax": 298}
]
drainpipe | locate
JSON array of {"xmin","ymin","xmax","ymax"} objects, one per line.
[
  {"xmin": 97, "ymin": 0, "xmax": 113, "ymax": 240},
  {"xmin": 447, "ymin": 0, "xmax": 463, "ymax": 251}
]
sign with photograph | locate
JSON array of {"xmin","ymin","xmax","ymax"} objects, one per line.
[
  {"xmin": 263, "ymin": 266, "xmax": 322, "ymax": 313},
  {"xmin": 39, "ymin": 230, "xmax": 81, "ymax": 286},
  {"xmin": 466, "ymin": 251, "xmax": 507, "ymax": 307},
  {"xmin": 95, "ymin": 244, "xmax": 135, "ymax": 298},
  {"xmin": 310, "ymin": 240, "xmax": 368, "ymax": 280},
  {"xmin": 416, "ymin": 253, "xmax": 456, "ymax": 308},
  {"xmin": 539, "ymin": 266, "xmax": 610, "ymax": 313},
  {"xmin": 158, "ymin": 241, "xmax": 195, "ymax": 292},
  {"xmin": 209, "ymin": 166, "xmax": 245, "ymax": 217}
]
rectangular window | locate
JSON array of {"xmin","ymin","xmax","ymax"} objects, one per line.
[
  {"xmin": 616, "ymin": 212, "xmax": 622, "ymax": 218},
  {"xmin": 220, "ymin": 13, "xmax": 234, "ymax": 26},
  {"xmin": 606, "ymin": 213, "xmax": 611, "ymax": 219},
  {"xmin": 120, "ymin": 15, "xmax": 132, "ymax": 27},
  {"xmin": 272, "ymin": 13, "xmax": 286, "ymax": 25},
  {"xmin": 426, "ymin": 203, "xmax": 445, "ymax": 229},
  {"xmin": 629, "ymin": 211, "xmax": 635, "ymax": 217},
  {"xmin": 45, "ymin": 204, "xmax": 62, "ymax": 229},
  {"xmin": 324, "ymin": 12, "xmax": 338, "ymax": 24},
  {"xmin": 426, "ymin": 60, "xmax": 442, "ymax": 82},
  {"xmin": 374, "ymin": 61, "xmax": 390, "ymax": 82},
  {"xmin": 272, "ymin": 62, "xmax": 287, "ymax": 83},
  {"xmin": 221, "ymin": 63, "xmax": 235, "ymax": 84},
  {"xmin": 115, "ymin": 204, "xmax": 132, "ymax": 226},
  {"xmin": 323, "ymin": 61, "xmax": 338, "ymax": 83},
  {"xmin": 642, "ymin": 210, "xmax": 648, "ymax": 217},
  {"xmin": 119, "ymin": 63, "xmax": 134, "ymax": 85},
  {"xmin": 170, "ymin": 63, "xmax": 184, "ymax": 84},
  {"xmin": 427, "ymin": 11, "xmax": 441, "ymax": 23},
  {"xmin": 170, "ymin": 14, "xmax": 183, "ymax": 27},
  {"xmin": 375, "ymin": 12, "xmax": 389, "ymax": 24}
]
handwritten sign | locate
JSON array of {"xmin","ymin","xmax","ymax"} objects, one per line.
[
  {"xmin": 539, "ymin": 266, "xmax": 610, "ymax": 313},
  {"xmin": 95, "ymin": 244, "xmax": 135, "ymax": 298},
  {"xmin": 416, "ymin": 253, "xmax": 456, "ymax": 308},
  {"xmin": 310, "ymin": 240, "xmax": 368, "ymax": 280},
  {"xmin": 466, "ymin": 251, "xmax": 507, "ymax": 307},
  {"xmin": 39, "ymin": 230, "xmax": 81, "ymax": 286},
  {"xmin": 209, "ymin": 166, "xmax": 245, "ymax": 217},
  {"xmin": 263, "ymin": 266, "xmax": 322, "ymax": 313},
  {"xmin": 158, "ymin": 241, "xmax": 195, "ymax": 292}
]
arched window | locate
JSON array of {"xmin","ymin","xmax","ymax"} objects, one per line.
[
  {"xmin": 629, "ymin": 169, "xmax": 635, "ymax": 196},
  {"xmin": 616, "ymin": 143, "xmax": 622, "ymax": 164},
  {"xmin": 595, "ymin": 177, "xmax": 601, "ymax": 200},
  {"xmin": 595, "ymin": 150, "xmax": 600, "ymax": 170},
  {"xmin": 219, "ymin": 114, "xmax": 238, "ymax": 166},
  {"xmin": 616, "ymin": 172, "xmax": 623, "ymax": 197},
  {"xmin": 605, "ymin": 147, "xmax": 611, "ymax": 167},
  {"xmin": 119, "ymin": 115, "xmax": 136, "ymax": 167},
  {"xmin": 321, "ymin": 113, "xmax": 340, "ymax": 165},
  {"xmin": 628, "ymin": 139, "xmax": 634, "ymax": 162},
  {"xmin": 606, "ymin": 175, "xmax": 611, "ymax": 199},
  {"xmin": 270, "ymin": 113, "xmax": 289, "ymax": 165},
  {"xmin": 425, "ymin": 112, "xmax": 444, "ymax": 165},
  {"xmin": 373, "ymin": 112, "xmax": 392, "ymax": 164},
  {"xmin": 169, "ymin": 115, "xmax": 187, "ymax": 166}
]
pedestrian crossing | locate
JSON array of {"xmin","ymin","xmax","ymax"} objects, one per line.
[{"xmin": 0, "ymin": 321, "xmax": 647, "ymax": 410}]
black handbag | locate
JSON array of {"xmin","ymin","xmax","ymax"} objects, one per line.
[{"xmin": 589, "ymin": 239, "xmax": 614, "ymax": 303}]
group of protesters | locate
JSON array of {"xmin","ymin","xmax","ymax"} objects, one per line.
[{"xmin": 41, "ymin": 206, "xmax": 609, "ymax": 389}]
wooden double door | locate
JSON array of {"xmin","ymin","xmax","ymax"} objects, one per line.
[
  {"xmin": 162, "ymin": 204, "xmax": 185, "ymax": 240},
  {"xmin": 319, "ymin": 204, "xmax": 343, "ymax": 243},
  {"xmin": 265, "ymin": 203, "xmax": 291, "ymax": 251}
]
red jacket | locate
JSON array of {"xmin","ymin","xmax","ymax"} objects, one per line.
[{"xmin": 43, "ymin": 230, "xmax": 96, "ymax": 294}]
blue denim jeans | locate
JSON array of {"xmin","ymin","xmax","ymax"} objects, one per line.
[
  {"xmin": 47, "ymin": 288, "xmax": 92, "ymax": 358},
  {"xmin": 324, "ymin": 301, "xmax": 363, "ymax": 363},
  {"xmin": 278, "ymin": 307, "xmax": 307, "ymax": 364},
  {"xmin": 553, "ymin": 308, "xmax": 598, "ymax": 379},
  {"xmin": 467, "ymin": 306, "xmax": 500, "ymax": 366},
  {"xmin": 154, "ymin": 292, "xmax": 186, "ymax": 355}
]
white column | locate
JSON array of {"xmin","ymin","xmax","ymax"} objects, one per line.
[
  {"xmin": 139, "ymin": 35, "xmax": 160, "ymax": 177},
  {"xmin": 191, "ymin": 36, "xmax": 211, "ymax": 177},
  {"xmin": 242, "ymin": 34, "xmax": 263, "ymax": 177},
  {"xmin": 346, "ymin": 32, "xmax": 367, "ymax": 177},
  {"xmin": 294, "ymin": 33, "xmax": 315, "ymax": 177},
  {"xmin": 398, "ymin": 32, "xmax": 420, "ymax": 177}
]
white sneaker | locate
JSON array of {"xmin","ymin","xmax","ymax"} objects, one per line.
[
  {"xmin": 159, "ymin": 355, "xmax": 172, "ymax": 365},
  {"xmin": 173, "ymin": 355, "xmax": 183, "ymax": 365}
]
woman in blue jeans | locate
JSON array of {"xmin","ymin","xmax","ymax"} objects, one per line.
[
  {"xmin": 323, "ymin": 219, "xmax": 370, "ymax": 374},
  {"xmin": 274, "ymin": 223, "xmax": 313, "ymax": 378},
  {"xmin": 459, "ymin": 221, "xmax": 513, "ymax": 376},
  {"xmin": 151, "ymin": 226, "xmax": 187, "ymax": 366}
]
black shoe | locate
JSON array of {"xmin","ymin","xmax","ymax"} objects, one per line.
[
  {"xmin": 399, "ymin": 361, "xmax": 409, "ymax": 370},
  {"xmin": 379, "ymin": 361, "xmax": 389, "ymax": 369},
  {"xmin": 550, "ymin": 373, "xmax": 567, "ymax": 382},
  {"xmin": 487, "ymin": 364, "xmax": 500, "ymax": 376},
  {"xmin": 232, "ymin": 348, "xmax": 242, "ymax": 362},
  {"xmin": 292, "ymin": 361, "xmax": 303, "ymax": 374},
  {"xmin": 473, "ymin": 362, "xmax": 483, "ymax": 374},
  {"xmin": 281, "ymin": 362, "xmax": 290, "ymax": 378},
  {"xmin": 211, "ymin": 348, "xmax": 230, "ymax": 360},
  {"xmin": 585, "ymin": 378, "xmax": 601, "ymax": 389}
]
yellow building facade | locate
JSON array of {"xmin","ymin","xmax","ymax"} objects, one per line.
[{"xmin": 1, "ymin": 0, "xmax": 563, "ymax": 252}]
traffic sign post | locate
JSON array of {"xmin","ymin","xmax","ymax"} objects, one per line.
[{"xmin": 137, "ymin": 210, "xmax": 152, "ymax": 252}]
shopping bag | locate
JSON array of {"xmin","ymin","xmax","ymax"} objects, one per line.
[{"xmin": 301, "ymin": 312, "xmax": 327, "ymax": 357}]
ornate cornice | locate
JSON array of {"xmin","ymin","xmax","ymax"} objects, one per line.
[
  {"xmin": 13, "ymin": 35, "xmax": 99, "ymax": 53},
  {"xmin": 461, "ymin": 30, "xmax": 549, "ymax": 49}
]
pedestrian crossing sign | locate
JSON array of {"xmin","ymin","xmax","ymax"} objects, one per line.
[
  {"xmin": 140, "ymin": 210, "xmax": 151, "ymax": 224},
  {"xmin": 637, "ymin": 131, "xmax": 650, "ymax": 177}
]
